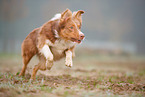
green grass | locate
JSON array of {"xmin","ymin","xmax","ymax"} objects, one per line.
[{"xmin": 0, "ymin": 53, "xmax": 145, "ymax": 97}]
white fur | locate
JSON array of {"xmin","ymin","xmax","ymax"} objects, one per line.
[
  {"xmin": 54, "ymin": 39, "xmax": 76, "ymax": 50},
  {"xmin": 54, "ymin": 39, "xmax": 76, "ymax": 55},
  {"xmin": 40, "ymin": 44, "xmax": 53, "ymax": 61},
  {"xmin": 46, "ymin": 39, "xmax": 76, "ymax": 55},
  {"xmin": 79, "ymin": 31, "xmax": 84, "ymax": 35},
  {"xmin": 50, "ymin": 13, "xmax": 61, "ymax": 21},
  {"xmin": 65, "ymin": 50, "xmax": 73, "ymax": 67},
  {"xmin": 54, "ymin": 30, "xmax": 59, "ymax": 38}
]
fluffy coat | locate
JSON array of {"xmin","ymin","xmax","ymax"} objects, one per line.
[{"xmin": 19, "ymin": 9, "xmax": 85, "ymax": 80}]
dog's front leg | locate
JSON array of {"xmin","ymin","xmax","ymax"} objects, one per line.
[
  {"xmin": 40, "ymin": 44, "xmax": 53, "ymax": 69},
  {"xmin": 65, "ymin": 50, "xmax": 73, "ymax": 67}
]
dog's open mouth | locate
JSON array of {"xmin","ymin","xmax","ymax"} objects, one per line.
[{"xmin": 71, "ymin": 38, "xmax": 82, "ymax": 43}]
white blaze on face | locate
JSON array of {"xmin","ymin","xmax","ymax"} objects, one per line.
[
  {"xmin": 79, "ymin": 30, "xmax": 84, "ymax": 36},
  {"xmin": 72, "ymin": 20, "xmax": 84, "ymax": 36}
]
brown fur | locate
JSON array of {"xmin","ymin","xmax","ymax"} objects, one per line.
[{"xmin": 19, "ymin": 9, "xmax": 84, "ymax": 80}]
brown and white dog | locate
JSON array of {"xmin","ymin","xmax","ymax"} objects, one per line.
[{"xmin": 19, "ymin": 9, "xmax": 85, "ymax": 80}]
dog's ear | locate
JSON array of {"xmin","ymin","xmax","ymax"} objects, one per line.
[
  {"xmin": 61, "ymin": 9, "xmax": 72, "ymax": 21},
  {"xmin": 73, "ymin": 10, "xmax": 84, "ymax": 20}
]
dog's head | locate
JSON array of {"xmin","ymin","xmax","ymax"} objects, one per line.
[{"xmin": 59, "ymin": 9, "xmax": 85, "ymax": 43}]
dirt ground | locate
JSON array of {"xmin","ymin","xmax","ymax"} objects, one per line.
[{"xmin": 0, "ymin": 51, "xmax": 145, "ymax": 97}]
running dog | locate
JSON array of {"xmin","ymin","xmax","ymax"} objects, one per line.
[{"xmin": 19, "ymin": 9, "xmax": 85, "ymax": 80}]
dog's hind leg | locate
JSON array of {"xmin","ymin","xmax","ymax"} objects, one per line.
[
  {"xmin": 19, "ymin": 28, "xmax": 39, "ymax": 77},
  {"xmin": 19, "ymin": 54, "xmax": 33, "ymax": 76},
  {"xmin": 19, "ymin": 40, "xmax": 37, "ymax": 76},
  {"xmin": 30, "ymin": 54, "xmax": 54, "ymax": 80},
  {"xmin": 30, "ymin": 64, "xmax": 40, "ymax": 80},
  {"xmin": 30, "ymin": 55, "xmax": 46, "ymax": 80}
]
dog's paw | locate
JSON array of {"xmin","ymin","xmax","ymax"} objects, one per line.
[
  {"xmin": 46, "ymin": 60, "xmax": 53, "ymax": 70},
  {"xmin": 65, "ymin": 59, "xmax": 73, "ymax": 67}
]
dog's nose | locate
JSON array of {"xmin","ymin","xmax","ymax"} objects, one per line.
[{"xmin": 80, "ymin": 34, "xmax": 85, "ymax": 40}]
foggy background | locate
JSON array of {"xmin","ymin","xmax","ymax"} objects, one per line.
[{"xmin": 0, "ymin": 0, "xmax": 145, "ymax": 55}]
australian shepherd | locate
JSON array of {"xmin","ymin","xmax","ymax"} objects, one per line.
[{"xmin": 19, "ymin": 9, "xmax": 85, "ymax": 80}]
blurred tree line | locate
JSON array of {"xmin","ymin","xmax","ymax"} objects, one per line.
[
  {"xmin": 0, "ymin": 0, "xmax": 27, "ymax": 53},
  {"xmin": 0, "ymin": 0, "xmax": 145, "ymax": 54}
]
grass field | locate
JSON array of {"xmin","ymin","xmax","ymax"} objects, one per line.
[{"xmin": 0, "ymin": 50, "xmax": 145, "ymax": 97}]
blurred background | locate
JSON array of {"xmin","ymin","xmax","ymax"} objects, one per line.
[
  {"xmin": 0, "ymin": 1, "xmax": 145, "ymax": 96},
  {"xmin": 0, "ymin": 0, "xmax": 145, "ymax": 55}
]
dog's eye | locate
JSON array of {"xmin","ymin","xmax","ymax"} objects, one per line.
[
  {"xmin": 70, "ymin": 27, "xmax": 73, "ymax": 29},
  {"xmin": 79, "ymin": 27, "xmax": 81, "ymax": 29}
]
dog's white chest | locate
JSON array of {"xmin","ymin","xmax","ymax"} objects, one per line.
[{"xmin": 46, "ymin": 39, "xmax": 76, "ymax": 54}]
